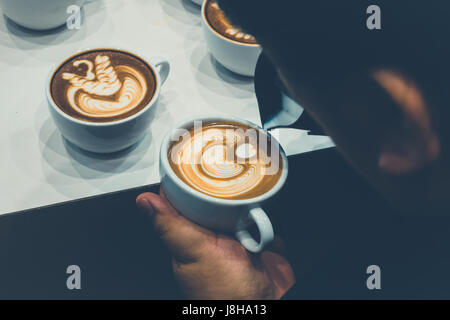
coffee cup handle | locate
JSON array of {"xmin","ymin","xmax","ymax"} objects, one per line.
[
  {"xmin": 235, "ymin": 207, "xmax": 274, "ymax": 253},
  {"xmin": 150, "ymin": 57, "xmax": 170, "ymax": 86}
]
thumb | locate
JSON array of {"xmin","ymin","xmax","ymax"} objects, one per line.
[{"xmin": 136, "ymin": 189, "xmax": 214, "ymax": 264}]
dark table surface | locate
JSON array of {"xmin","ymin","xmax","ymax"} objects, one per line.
[
  {"xmin": 0, "ymin": 142, "xmax": 349, "ymax": 300},
  {"xmin": 0, "ymin": 181, "xmax": 180, "ymax": 299},
  {"xmin": 0, "ymin": 149, "xmax": 319, "ymax": 299},
  {"xmin": 3, "ymin": 146, "xmax": 450, "ymax": 299}
]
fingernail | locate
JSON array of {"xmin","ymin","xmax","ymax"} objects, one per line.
[{"xmin": 137, "ymin": 197, "xmax": 154, "ymax": 216}]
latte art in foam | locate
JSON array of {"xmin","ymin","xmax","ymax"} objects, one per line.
[
  {"xmin": 51, "ymin": 49, "xmax": 156, "ymax": 123},
  {"xmin": 168, "ymin": 122, "xmax": 282, "ymax": 200},
  {"xmin": 205, "ymin": 0, "xmax": 258, "ymax": 45},
  {"xmin": 62, "ymin": 55, "xmax": 147, "ymax": 118}
]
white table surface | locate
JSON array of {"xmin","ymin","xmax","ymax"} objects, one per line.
[
  {"xmin": 0, "ymin": 0, "xmax": 267, "ymax": 215},
  {"xmin": 0, "ymin": 0, "xmax": 334, "ymax": 216}
]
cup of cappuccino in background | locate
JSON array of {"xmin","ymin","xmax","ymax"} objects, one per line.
[
  {"xmin": 0, "ymin": 0, "xmax": 86, "ymax": 30},
  {"xmin": 160, "ymin": 117, "xmax": 288, "ymax": 253},
  {"xmin": 201, "ymin": 0, "xmax": 262, "ymax": 77},
  {"xmin": 46, "ymin": 48, "xmax": 170, "ymax": 153}
]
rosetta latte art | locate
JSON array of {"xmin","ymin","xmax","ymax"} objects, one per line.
[
  {"xmin": 169, "ymin": 122, "xmax": 282, "ymax": 200},
  {"xmin": 61, "ymin": 54, "xmax": 147, "ymax": 118}
]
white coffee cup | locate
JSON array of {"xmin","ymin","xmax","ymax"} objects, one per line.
[
  {"xmin": 46, "ymin": 48, "xmax": 170, "ymax": 153},
  {"xmin": 0, "ymin": 0, "xmax": 89, "ymax": 30},
  {"xmin": 159, "ymin": 116, "xmax": 288, "ymax": 253},
  {"xmin": 201, "ymin": 0, "xmax": 262, "ymax": 77}
]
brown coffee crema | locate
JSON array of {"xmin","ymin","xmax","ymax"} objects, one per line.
[
  {"xmin": 168, "ymin": 121, "xmax": 282, "ymax": 200},
  {"xmin": 205, "ymin": 0, "xmax": 258, "ymax": 45},
  {"xmin": 51, "ymin": 49, "xmax": 156, "ymax": 123}
]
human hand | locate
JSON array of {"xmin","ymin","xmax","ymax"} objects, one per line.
[{"xmin": 136, "ymin": 188, "xmax": 295, "ymax": 300}]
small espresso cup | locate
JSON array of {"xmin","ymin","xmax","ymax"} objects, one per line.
[
  {"xmin": 46, "ymin": 48, "xmax": 170, "ymax": 153},
  {"xmin": 159, "ymin": 117, "xmax": 288, "ymax": 253},
  {"xmin": 0, "ymin": 0, "xmax": 87, "ymax": 30},
  {"xmin": 201, "ymin": 0, "xmax": 262, "ymax": 77}
]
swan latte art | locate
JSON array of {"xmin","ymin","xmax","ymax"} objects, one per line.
[
  {"xmin": 205, "ymin": 0, "xmax": 258, "ymax": 45},
  {"xmin": 168, "ymin": 121, "xmax": 282, "ymax": 200},
  {"xmin": 51, "ymin": 49, "xmax": 156, "ymax": 123}
]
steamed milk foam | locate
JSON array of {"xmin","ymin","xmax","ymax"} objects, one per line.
[
  {"xmin": 51, "ymin": 49, "xmax": 156, "ymax": 123},
  {"xmin": 168, "ymin": 121, "xmax": 282, "ymax": 200}
]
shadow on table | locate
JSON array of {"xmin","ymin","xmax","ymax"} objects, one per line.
[
  {"xmin": 37, "ymin": 118, "xmax": 153, "ymax": 171},
  {"xmin": 189, "ymin": 43, "xmax": 254, "ymax": 98},
  {"xmin": 159, "ymin": 0, "xmax": 201, "ymax": 24},
  {"xmin": 0, "ymin": 1, "xmax": 108, "ymax": 63},
  {"xmin": 36, "ymin": 91, "xmax": 165, "ymax": 180},
  {"xmin": 157, "ymin": 0, "xmax": 202, "ymax": 41}
]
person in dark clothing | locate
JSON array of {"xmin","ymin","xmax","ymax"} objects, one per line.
[{"xmin": 136, "ymin": 1, "xmax": 450, "ymax": 299}]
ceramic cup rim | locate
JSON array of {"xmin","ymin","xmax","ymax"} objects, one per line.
[
  {"xmin": 201, "ymin": 0, "xmax": 261, "ymax": 48},
  {"xmin": 160, "ymin": 116, "xmax": 289, "ymax": 206},
  {"xmin": 45, "ymin": 46, "xmax": 163, "ymax": 127}
]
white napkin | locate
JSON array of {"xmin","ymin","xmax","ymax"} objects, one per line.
[
  {"xmin": 269, "ymin": 128, "xmax": 335, "ymax": 157},
  {"xmin": 263, "ymin": 93, "xmax": 335, "ymax": 156}
]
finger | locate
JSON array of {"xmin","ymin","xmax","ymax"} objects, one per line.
[
  {"xmin": 261, "ymin": 251, "xmax": 296, "ymax": 299},
  {"xmin": 266, "ymin": 236, "xmax": 287, "ymax": 256},
  {"xmin": 158, "ymin": 186, "xmax": 168, "ymax": 200},
  {"xmin": 136, "ymin": 191, "xmax": 214, "ymax": 264}
]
